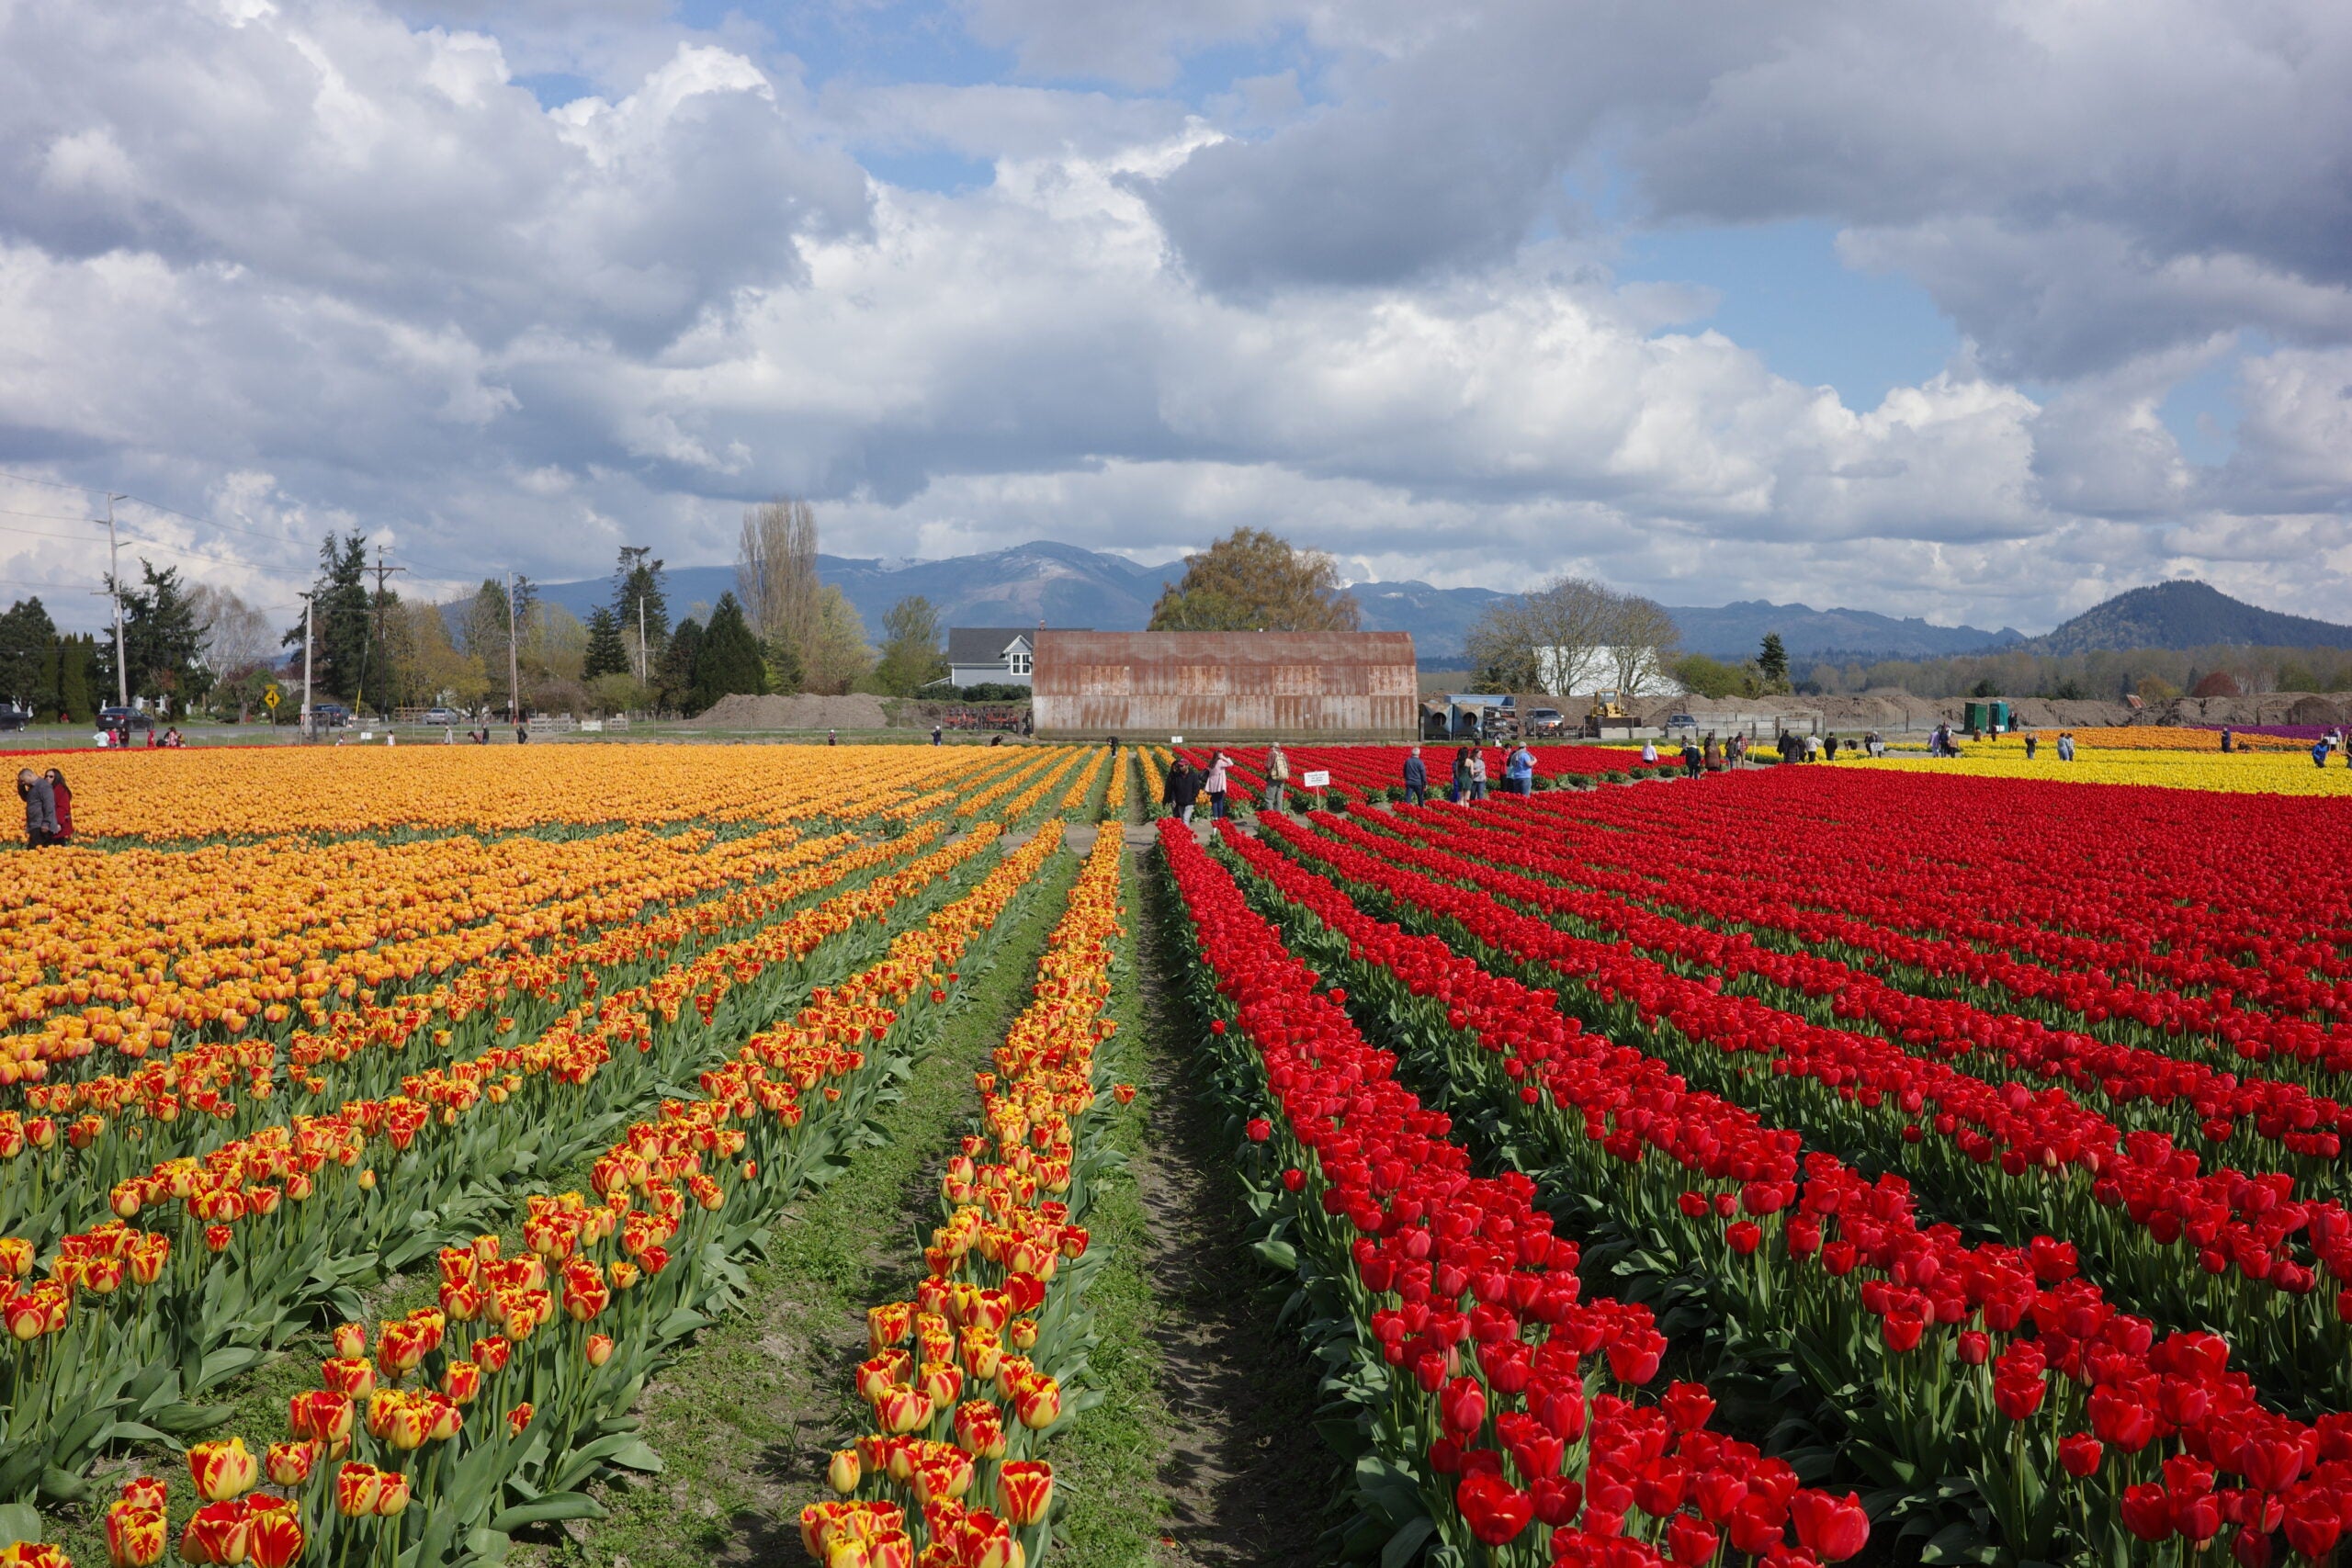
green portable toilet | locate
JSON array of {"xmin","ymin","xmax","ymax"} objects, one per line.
[{"xmin": 1962, "ymin": 700, "xmax": 2011, "ymax": 734}]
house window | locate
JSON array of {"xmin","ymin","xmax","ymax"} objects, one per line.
[{"xmin": 1010, "ymin": 651, "xmax": 1032, "ymax": 675}]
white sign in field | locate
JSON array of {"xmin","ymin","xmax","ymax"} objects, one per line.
[{"xmin": 1301, "ymin": 770, "xmax": 1331, "ymax": 787}]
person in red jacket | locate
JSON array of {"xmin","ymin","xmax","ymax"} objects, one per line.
[{"xmin": 44, "ymin": 769, "xmax": 72, "ymax": 843}]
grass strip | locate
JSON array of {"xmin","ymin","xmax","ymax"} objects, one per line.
[{"xmin": 541, "ymin": 845, "xmax": 1088, "ymax": 1568}]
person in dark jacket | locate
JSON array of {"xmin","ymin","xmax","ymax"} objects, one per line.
[
  {"xmin": 1169, "ymin": 759, "xmax": 1204, "ymax": 825},
  {"xmin": 1401, "ymin": 746, "xmax": 1428, "ymax": 806},
  {"xmin": 1681, "ymin": 739, "xmax": 1702, "ymax": 779},
  {"xmin": 17, "ymin": 768, "xmax": 60, "ymax": 848},
  {"xmin": 1450, "ymin": 745, "xmax": 1472, "ymax": 804}
]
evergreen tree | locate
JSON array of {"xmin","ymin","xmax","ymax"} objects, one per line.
[
  {"xmin": 0, "ymin": 597, "xmax": 57, "ymax": 707},
  {"xmin": 58, "ymin": 634, "xmax": 96, "ymax": 724},
  {"xmin": 102, "ymin": 561, "xmax": 210, "ymax": 713},
  {"xmin": 610, "ymin": 547, "xmax": 668, "ymax": 676},
  {"xmin": 284, "ymin": 532, "xmax": 370, "ymax": 699},
  {"xmin": 1758, "ymin": 633, "xmax": 1790, "ymax": 691},
  {"xmin": 657, "ymin": 618, "xmax": 704, "ymax": 714},
  {"xmin": 582, "ymin": 604, "xmax": 630, "ymax": 681},
  {"xmin": 763, "ymin": 631, "xmax": 803, "ymax": 696},
  {"xmin": 691, "ymin": 593, "xmax": 768, "ymax": 712}
]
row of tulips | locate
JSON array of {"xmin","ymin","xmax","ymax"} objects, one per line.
[
  {"xmin": 804, "ymin": 829, "xmax": 1130, "ymax": 1568},
  {"xmin": 5, "ymin": 739, "xmax": 1017, "ymax": 845},
  {"xmin": 2, "ymin": 822, "xmax": 885, "ymax": 1204},
  {"xmin": 1535, "ymin": 767, "xmax": 2352, "ymax": 1055},
  {"xmin": 1489, "ymin": 779, "xmax": 2352, "ymax": 1088},
  {"xmin": 1155, "ymin": 819, "xmax": 1872, "ymax": 1567},
  {"xmin": 0, "ymin": 826, "xmax": 1074, "ymax": 1566},
  {"xmin": 0, "ymin": 822, "xmax": 819, "ymax": 1089},
  {"xmin": 1056, "ymin": 749, "xmax": 1106, "ymax": 821},
  {"xmin": 2, "ymin": 745, "xmax": 1037, "ymax": 1079},
  {"xmin": 1215, "ymin": 819, "xmax": 2352, "ymax": 1566},
  {"xmin": 0, "ymin": 827, "xmax": 1014, "ymax": 1506},
  {"xmin": 1367, "ymin": 799, "xmax": 2352, "ymax": 1179},
  {"xmin": 1278, "ymin": 807, "xmax": 2352, "ymax": 1411},
  {"xmin": 2, "ymin": 820, "xmax": 956, "ymax": 1248},
  {"xmin": 954, "ymin": 752, "xmax": 1070, "ymax": 821}
]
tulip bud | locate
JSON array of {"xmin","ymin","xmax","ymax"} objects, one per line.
[
  {"xmin": 585, "ymin": 1334, "xmax": 614, "ymax": 1368},
  {"xmin": 266, "ymin": 1440, "xmax": 318, "ymax": 1487},
  {"xmin": 505, "ymin": 1403, "xmax": 533, "ymax": 1438},
  {"xmin": 829, "ymin": 1449, "xmax": 862, "ymax": 1495}
]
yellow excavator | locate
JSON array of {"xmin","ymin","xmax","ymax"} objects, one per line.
[{"xmin": 1584, "ymin": 695, "xmax": 1630, "ymax": 737}]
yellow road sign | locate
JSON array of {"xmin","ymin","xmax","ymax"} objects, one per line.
[{"xmin": 263, "ymin": 685, "xmax": 280, "ymax": 709}]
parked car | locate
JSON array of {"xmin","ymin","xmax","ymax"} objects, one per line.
[
  {"xmin": 310, "ymin": 703, "xmax": 351, "ymax": 728},
  {"xmin": 0, "ymin": 705, "xmax": 29, "ymax": 732},
  {"xmin": 1668, "ymin": 712, "xmax": 1698, "ymax": 731},
  {"xmin": 1526, "ymin": 707, "xmax": 1565, "ymax": 737},
  {"xmin": 421, "ymin": 707, "xmax": 459, "ymax": 726},
  {"xmin": 97, "ymin": 705, "xmax": 155, "ymax": 734}
]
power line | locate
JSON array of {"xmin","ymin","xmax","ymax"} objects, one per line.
[{"xmin": 0, "ymin": 469, "xmax": 304, "ymax": 547}]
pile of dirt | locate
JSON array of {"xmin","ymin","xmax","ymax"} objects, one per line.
[
  {"xmin": 2147, "ymin": 694, "xmax": 2351, "ymax": 727},
  {"xmin": 680, "ymin": 693, "xmax": 892, "ymax": 730}
]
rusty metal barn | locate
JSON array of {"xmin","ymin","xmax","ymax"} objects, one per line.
[{"xmin": 1031, "ymin": 630, "xmax": 1418, "ymax": 740}]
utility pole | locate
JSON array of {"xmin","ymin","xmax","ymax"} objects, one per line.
[
  {"xmin": 638, "ymin": 598, "xmax": 648, "ymax": 686},
  {"xmin": 505, "ymin": 571, "xmax": 521, "ymax": 729},
  {"xmin": 106, "ymin": 493, "xmax": 129, "ymax": 709},
  {"xmin": 356, "ymin": 546, "xmax": 407, "ymax": 718},
  {"xmin": 300, "ymin": 592, "xmax": 315, "ymax": 737}
]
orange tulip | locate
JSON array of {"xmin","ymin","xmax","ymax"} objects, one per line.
[
  {"xmin": 584, "ymin": 1334, "xmax": 614, "ymax": 1368},
  {"xmin": 188, "ymin": 1438, "xmax": 258, "ymax": 1502},
  {"xmin": 475, "ymin": 1335, "xmax": 513, "ymax": 1374},
  {"xmin": 330, "ymin": 1322, "xmax": 367, "ymax": 1359},
  {"xmin": 505, "ymin": 1403, "xmax": 533, "ymax": 1438},
  {"xmin": 0, "ymin": 1237, "xmax": 32, "ymax": 1277},
  {"xmin": 373, "ymin": 1470, "xmax": 411, "ymax": 1517}
]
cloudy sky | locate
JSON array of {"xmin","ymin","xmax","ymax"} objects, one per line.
[{"xmin": 2, "ymin": 0, "xmax": 2348, "ymax": 634}]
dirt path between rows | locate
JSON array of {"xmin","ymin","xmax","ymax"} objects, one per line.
[{"xmin": 1130, "ymin": 850, "xmax": 1338, "ymax": 1567}]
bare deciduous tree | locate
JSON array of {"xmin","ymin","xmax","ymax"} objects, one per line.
[
  {"xmin": 188, "ymin": 583, "xmax": 274, "ymax": 680},
  {"xmin": 1604, "ymin": 594, "xmax": 1681, "ymax": 695},
  {"xmin": 737, "ymin": 498, "xmax": 819, "ymax": 650}
]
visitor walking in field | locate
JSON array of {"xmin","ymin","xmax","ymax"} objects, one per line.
[
  {"xmin": 1641, "ymin": 738, "xmax": 1658, "ymax": 765},
  {"xmin": 1466, "ymin": 747, "xmax": 1489, "ymax": 801},
  {"xmin": 17, "ymin": 768, "xmax": 60, "ymax": 849},
  {"xmin": 1450, "ymin": 745, "xmax": 1471, "ymax": 804},
  {"xmin": 1263, "ymin": 741, "xmax": 1290, "ymax": 812},
  {"xmin": 1683, "ymin": 738, "xmax": 1704, "ymax": 778},
  {"xmin": 1204, "ymin": 751, "xmax": 1231, "ymax": 820},
  {"xmin": 1167, "ymin": 758, "xmax": 1203, "ymax": 824},
  {"xmin": 2024, "ymin": 732, "xmax": 2039, "ymax": 760},
  {"xmin": 1401, "ymin": 747, "xmax": 1428, "ymax": 806},
  {"xmin": 2058, "ymin": 732, "xmax": 2076, "ymax": 762}
]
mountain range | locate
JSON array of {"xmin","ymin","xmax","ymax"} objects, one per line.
[{"xmin": 529, "ymin": 546, "xmax": 2352, "ymax": 663}]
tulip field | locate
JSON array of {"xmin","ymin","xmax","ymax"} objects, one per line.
[{"xmin": 7, "ymin": 737, "xmax": 2352, "ymax": 1568}]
